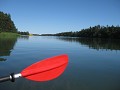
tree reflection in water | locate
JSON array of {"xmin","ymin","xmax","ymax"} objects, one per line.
[
  {"xmin": 0, "ymin": 37, "xmax": 18, "ymax": 61},
  {"xmin": 0, "ymin": 36, "xmax": 29, "ymax": 61},
  {"xmin": 56, "ymin": 37, "xmax": 120, "ymax": 51}
]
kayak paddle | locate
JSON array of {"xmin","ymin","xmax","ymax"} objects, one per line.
[{"xmin": 0, "ymin": 54, "xmax": 68, "ymax": 83}]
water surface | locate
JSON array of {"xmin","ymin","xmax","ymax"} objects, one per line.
[{"xmin": 0, "ymin": 36, "xmax": 120, "ymax": 90}]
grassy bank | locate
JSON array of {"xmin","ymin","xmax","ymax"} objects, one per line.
[{"xmin": 0, "ymin": 32, "xmax": 20, "ymax": 38}]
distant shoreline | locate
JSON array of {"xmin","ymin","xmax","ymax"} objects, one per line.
[{"xmin": 41, "ymin": 25, "xmax": 120, "ymax": 39}]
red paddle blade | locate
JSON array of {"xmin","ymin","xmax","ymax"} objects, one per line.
[{"xmin": 21, "ymin": 54, "xmax": 68, "ymax": 82}]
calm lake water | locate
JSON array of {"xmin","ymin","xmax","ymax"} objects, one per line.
[{"xmin": 0, "ymin": 36, "xmax": 120, "ymax": 90}]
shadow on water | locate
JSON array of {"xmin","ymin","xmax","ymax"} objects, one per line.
[
  {"xmin": 0, "ymin": 36, "xmax": 18, "ymax": 61},
  {"xmin": 55, "ymin": 36, "xmax": 120, "ymax": 51}
]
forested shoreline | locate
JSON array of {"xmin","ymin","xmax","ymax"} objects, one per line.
[
  {"xmin": 0, "ymin": 11, "xmax": 29, "ymax": 35},
  {"xmin": 55, "ymin": 25, "xmax": 120, "ymax": 39}
]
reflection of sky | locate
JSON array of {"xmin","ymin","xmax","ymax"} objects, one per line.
[{"xmin": 0, "ymin": 36, "xmax": 120, "ymax": 90}]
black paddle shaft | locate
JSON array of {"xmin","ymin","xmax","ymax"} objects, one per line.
[{"xmin": 0, "ymin": 73, "xmax": 15, "ymax": 83}]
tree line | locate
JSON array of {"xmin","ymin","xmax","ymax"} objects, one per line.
[
  {"xmin": 55, "ymin": 25, "xmax": 120, "ymax": 39},
  {"xmin": 0, "ymin": 11, "xmax": 29, "ymax": 35}
]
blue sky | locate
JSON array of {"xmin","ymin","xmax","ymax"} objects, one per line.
[{"xmin": 0, "ymin": 0, "xmax": 120, "ymax": 34}]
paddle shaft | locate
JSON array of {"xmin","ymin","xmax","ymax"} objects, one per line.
[
  {"xmin": 0, "ymin": 73, "xmax": 21, "ymax": 83},
  {"xmin": 0, "ymin": 75, "xmax": 11, "ymax": 82}
]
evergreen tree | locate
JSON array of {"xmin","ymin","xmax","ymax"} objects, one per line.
[{"xmin": 0, "ymin": 11, "xmax": 18, "ymax": 33}]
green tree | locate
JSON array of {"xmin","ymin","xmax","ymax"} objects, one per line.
[
  {"xmin": 55, "ymin": 25, "xmax": 120, "ymax": 39},
  {"xmin": 0, "ymin": 11, "xmax": 17, "ymax": 33}
]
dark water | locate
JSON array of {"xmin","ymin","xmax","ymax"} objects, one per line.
[{"xmin": 0, "ymin": 36, "xmax": 120, "ymax": 90}]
